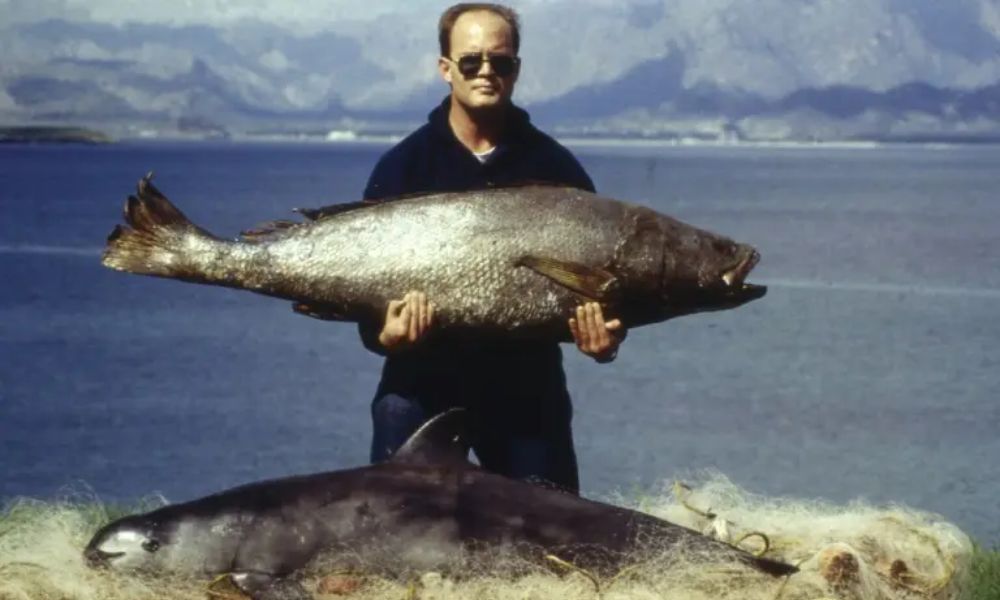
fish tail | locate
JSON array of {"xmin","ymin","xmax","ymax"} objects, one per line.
[{"xmin": 102, "ymin": 173, "xmax": 220, "ymax": 278}]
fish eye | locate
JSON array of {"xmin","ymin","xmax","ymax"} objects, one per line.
[{"xmin": 141, "ymin": 539, "xmax": 160, "ymax": 553}]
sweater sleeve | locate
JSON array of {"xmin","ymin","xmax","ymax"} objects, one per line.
[
  {"xmin": 358, "ymin": 156, "xmax": 391, "ymax": 354},
  {"xmin": 525, "ymin": 128, "xmax": 595, "ymax": 193},
  {"xmin": 357, "ymin": 135, "xmax": 426, "ymax": 354},
  {"xmin": 562, "ymin": 154, "xmax": 595, "ymax": 193},
  {"xmin": 363, "ymin": 152, "xmax": 404, "ymax": 201},
  {"xmin": 551, "ymin": 143, "xmax": 596, "ymax": 193},
  {"xmin": 358, "ymin": 316, "xmax": 388, "ymax": 356},
  {"xmin": 356, "ymin": 153, "xmax": 399, "ymax": 354}
]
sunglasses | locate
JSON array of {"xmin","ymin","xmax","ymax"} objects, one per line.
[{"xmin": 446, "ymin": 53, "xmax": 520, "ymax": 78}]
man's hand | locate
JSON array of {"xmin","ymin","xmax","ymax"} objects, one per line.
[
  {"xmin": 569, "ymin": 302, "xmax": 625, "ymax": 363},
  {"xmin": 378, "ymin": 291, "xmax": 435, "ymax": 352}
]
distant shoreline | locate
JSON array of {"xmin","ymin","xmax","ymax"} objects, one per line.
[
  {"xmin": 5, "ymin": 126, "xmax": 1000, "ymax": 149},
  {"xmin": 112, "ymin": 132, "xmax": 1000, "ymax": 151},
  {"xmin": 0, "ymin": 126, "xmax": 113, "ymax": 145}
]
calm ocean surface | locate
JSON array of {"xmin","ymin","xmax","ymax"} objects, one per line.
[{"xmin": 1, "ymin": 141, "xmax": 997, "ymax": 544}]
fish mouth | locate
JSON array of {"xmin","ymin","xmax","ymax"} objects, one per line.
[
  {"xmin": 667, "ymin": 246, "xmax": 766, "ymax": 315},
  {"xmin": 84, "ymin": 547, "xmax": 123, "ymax": 568},
  {"xmin": 721, "ymin": 248, "xmax": 760, "ymax": 289},
  {"xmin": 720, "ymin": 247, "xmax": 767, "ymax": 298},
  {"xmin": 714, "ymin": 248, "xmax": 766, "ymax": 303}
]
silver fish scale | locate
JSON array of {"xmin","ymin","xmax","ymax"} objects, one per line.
[
  {"xmin": 105, "ymin": 181, "xmax": 767, "ymax": 337},
  {"xmin": 211, "ymin": 187, "xmax": 639, "ymax": 330}
]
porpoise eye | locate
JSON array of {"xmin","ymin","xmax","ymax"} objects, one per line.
[{"xmin": 141, "ymin": 539, "xmax": 160, "ymax": 553}]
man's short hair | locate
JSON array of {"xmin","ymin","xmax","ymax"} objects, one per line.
[{"xmin": 438, "ymin": 3, "xmax": 521, "ymax": 58}]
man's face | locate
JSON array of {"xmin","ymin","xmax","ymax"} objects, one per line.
[{"xmin": 438, "ymin": 10, "xmax": 519, "ymax": 112}]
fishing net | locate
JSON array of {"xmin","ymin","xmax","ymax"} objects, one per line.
[
  {"xmin": 626, "ymin": 472, "xmax": 974, "ymax": 600},
  {"xmin": 0, "ymin": 473, "xmax": 974, "ymax": 600}
]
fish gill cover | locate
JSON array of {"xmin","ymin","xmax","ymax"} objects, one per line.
[{"xmin": 0, "ymin": 473, "xmax": 973, "ymax": 600}]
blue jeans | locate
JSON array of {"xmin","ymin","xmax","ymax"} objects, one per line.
[{"xmin": 370, "ymin": 391, "xmax": 580, "ymax": 494}]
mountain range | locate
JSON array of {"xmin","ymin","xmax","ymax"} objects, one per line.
[{"xmin": 1, "ymin": 0, "xmax": 998, "ymax": 142}]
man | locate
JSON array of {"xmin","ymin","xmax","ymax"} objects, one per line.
[{"xmin": 360, "ymin": 3, "xmax": 624, "ymax": 494}]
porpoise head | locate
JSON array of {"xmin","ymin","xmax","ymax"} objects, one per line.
[{"xmin": 84, "ymin": 514, "xmax": 169, "ymax": 572}]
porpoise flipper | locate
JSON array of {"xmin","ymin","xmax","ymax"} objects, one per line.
[{"xmin": 232, "ymin": 572, "xmax": 311, "ymax": 600}]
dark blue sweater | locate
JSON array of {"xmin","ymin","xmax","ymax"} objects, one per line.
[
  {"xmin": 364, "ymin": 98, "xmax": 594, "ymax": 201},
  {"xmin": 361, "ymin": 97, "xmax": 594, "ymax": 410}
]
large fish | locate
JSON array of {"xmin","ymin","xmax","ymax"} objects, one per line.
[
  {"xmin": 85, "ymin": 410, "xmax": 796, "ymax": 600},
  {"xmin": 102, "ymin": 174, "xmax": 765, "ymax": 336}
]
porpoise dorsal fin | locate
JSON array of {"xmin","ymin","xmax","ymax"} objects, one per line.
[{"xmin": 390, "ymin": 408, "xmax": 470, "ymax": 466}]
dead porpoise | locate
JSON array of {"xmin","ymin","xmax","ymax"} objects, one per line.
[{"xmin": 85, "ymin": 410, "xmax": 796, "ymax": 600}]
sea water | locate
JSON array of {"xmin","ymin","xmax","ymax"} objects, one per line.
[{"xmin": 1, "ymin": 140, "xmax": 997, "ymax": 545}]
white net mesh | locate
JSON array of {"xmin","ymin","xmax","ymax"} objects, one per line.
[{"xmin": 0, "ymin": 473, "xmax": 973, "ymax": 600}]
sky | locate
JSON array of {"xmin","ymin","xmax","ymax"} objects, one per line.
[{"xmin": 5, "ymin": 0, "xmax": 464, "ymax": 28}]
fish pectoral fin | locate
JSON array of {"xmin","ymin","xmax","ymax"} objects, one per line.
[
  {"xmin": 230, "ymin": 572, "xmax": 310, "ymax": 600},
  {"xmin": 517, "ymin": 255, "xmax": 620, "ymax": 301},
  {"xmin": 292, "ymin": 302, "xmax": 349, "ymax": 321}
]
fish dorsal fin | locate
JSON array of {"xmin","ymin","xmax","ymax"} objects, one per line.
[
  {"xmin": 489, "ymin": 179, "xmax": 576, "ymax": 190},
  {"xmin": 293, "ymin": 200, "xmax": 378, "ymax": 221},
  {"xmin": 295, "ymin": 183, "xmax": 582, "ymax": 222},
  {"xmin": 296, "ymin": 190, "xmax": 454, "ymax": 220},
  {"xmin": 391, "ymin": 409, "xmax": 470, "ymax": 466},
  {"xmin": 239, "ymin": 220, "xmax": 299, "ymax": 242}
]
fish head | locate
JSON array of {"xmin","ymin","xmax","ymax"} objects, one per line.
[
  {"xmin": 656, "ymin": 229, "xmax": 767, "ymax": 318},
  {"xmin": 84, "ymin": 514, "xmax": 171, "ymax": 572}
]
